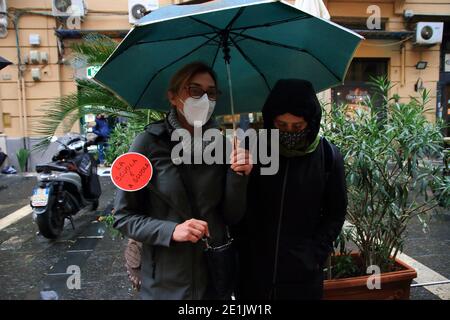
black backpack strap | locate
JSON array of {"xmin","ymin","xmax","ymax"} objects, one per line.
[{"xmin": 321, "ymin": 137, "xmax": 336, "ymax": 184}]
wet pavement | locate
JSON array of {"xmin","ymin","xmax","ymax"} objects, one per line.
[
  {"xmin": 0, "ymin": 174, "xmax": 36, "ymax": 219},
  {"xmin": 0, "ymin": 175, "xmax": 138, "ymax": 300},
  {"xmin": 404, "ymin": 211, "xmax": 450, "ymax": 279},
  {"xmin": 0, "ymin": 173, "xmax": 448, "ymax": 300},
  {"xmin": 404, "ymin": 209, "xmax": 450, "ymax": 300}
]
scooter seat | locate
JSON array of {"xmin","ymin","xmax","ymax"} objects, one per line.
[{"xmin": 36, "ymin": 164, "xmax": 69, "ymax": 173}]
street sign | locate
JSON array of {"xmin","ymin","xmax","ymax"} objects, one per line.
[
  {"xmin": 111, "ymin": 152, "xmax": 153, "ymax": 192},
  {"xmin": 86, "ymin": 66, "xmax": 101, "ymax": 79}
]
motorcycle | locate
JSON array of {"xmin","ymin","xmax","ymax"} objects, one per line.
[{"xmin": 31, "ymin": 133, "xmax": 102, "ymax": 239}]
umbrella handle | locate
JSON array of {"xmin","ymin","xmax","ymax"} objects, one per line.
[{"xmin": 231, "ymin": 133, "xmax": 244, "ymax": 176}]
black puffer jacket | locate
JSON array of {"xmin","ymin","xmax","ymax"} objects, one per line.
[{"xmin": 236, "ymin": 79, "xmax": 347, "ymax": 300}]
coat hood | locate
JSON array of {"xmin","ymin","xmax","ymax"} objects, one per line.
[{"xmin": 262, "ymin": 79, "xmax": 322, "ymax": 146}]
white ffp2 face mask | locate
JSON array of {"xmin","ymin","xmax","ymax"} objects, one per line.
[{"xmin": 179, "ymin": 94, "xmax": 215, "ymax": 127}]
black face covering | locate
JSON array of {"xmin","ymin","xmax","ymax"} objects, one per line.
[{"xmin": 279, "ymin": 129, "xmax": 310, "ymax": 150}]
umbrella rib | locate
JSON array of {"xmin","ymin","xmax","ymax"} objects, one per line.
[
  {"xmin": 230, "ymin": 31, "xmax": 308, "ymax": 52},
  {"xmin": 134, "ymin": 31, "xmax": 219, "ymax": 46},
  {"xmin": 229, "ymin": 36, "xmax": 271, "ymax": 92},
  {"xmin": 202, "ymin": 34, "xmax": 222, "ymax": 45},
  {"xmin": 133, "ymin": 34, "xmax": 221, "ymax": 108},
  {"xmin": 230, "ymin": 31, "xmax": 342, "ymax": 82},
  {"xmin": 211, "ymin": 41, "xmax": 221, "ymax": 68},
  {"xmin": 189, "ymin": 16, "xmax": 221, "ymax": 33},
  {"xmin": 230, "ymin": 15, "xmax": 311, "ymax": 34},
  {"xmin": 225, "ymin": 7, "xmax": 246, "ymax": 31}
]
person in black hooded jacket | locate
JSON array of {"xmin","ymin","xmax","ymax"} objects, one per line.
[{"xmin": 235, "ymin": 79, "xmax": 348, "ymax": 300}]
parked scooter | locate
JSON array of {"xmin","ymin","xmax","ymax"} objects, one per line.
[{"xmin": 31, "ymin": 133, "xmax": 102, "ymax": 239}]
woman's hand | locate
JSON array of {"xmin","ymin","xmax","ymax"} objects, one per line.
[
  {"xmin": 230, "ymin": 147, "xmax": 253, "ymax": 176},
  {"xmin": 172, "ymin": 219, "xmax": 210, "ymax": 243}
]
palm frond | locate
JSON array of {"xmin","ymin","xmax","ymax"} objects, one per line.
[
  {"xmin": 32, "ymin": 33, "xmax": 164, "ymax": 152},
  {"xmin": 71, "ymin": 33, "xmax": 118, "ymax": 65},
  {"xmin": 32, "ymin": 79, "xmax": 163, "ymax": 151}
]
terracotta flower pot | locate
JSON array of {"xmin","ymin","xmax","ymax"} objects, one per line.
[{"xmin": 323, "ymin": 254, "xmax": 417, "ymax": 300}]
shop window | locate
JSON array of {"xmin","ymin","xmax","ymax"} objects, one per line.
[{"xmin": 331, "ymin": 58, "xmax": 388, "ymax": 118}]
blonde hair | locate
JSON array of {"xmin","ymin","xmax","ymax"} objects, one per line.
[{"xmin": 168, "ymin": 61, "xmax": 218, "ymax": 97}]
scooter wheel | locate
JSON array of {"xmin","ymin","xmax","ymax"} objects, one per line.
[{"xmin": 35, "ymin": 196, "xmax": 64, "ymax": 239}]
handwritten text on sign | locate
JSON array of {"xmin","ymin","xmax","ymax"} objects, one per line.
[{"xmin": 111, "ymin": 152, "xmax": 153, "ymax": 192}]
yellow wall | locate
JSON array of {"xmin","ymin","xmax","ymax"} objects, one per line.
[
  {"xmin": 0, "ymin": 0, "xmax": 176, "ymax": 138},
  {"xmin": 0, "ymin": 0, "xmax": 448, "ymax": 137},
  {"xmin": 325, "ymin": 0, "xmax": 447, "ymax": 122}
]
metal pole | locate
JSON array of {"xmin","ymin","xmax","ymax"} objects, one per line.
[
  {"xmin": 225, "ymin": 62, "xmax": 236, "ymax": 132},
  {"xmin": 222, "ymin": 30, "xmax": 238, "ymax": 152}
]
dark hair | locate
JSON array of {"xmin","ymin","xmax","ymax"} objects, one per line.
[{"xmin": 168, "ymin": 61, "xmax": 218, "ymax": 96}]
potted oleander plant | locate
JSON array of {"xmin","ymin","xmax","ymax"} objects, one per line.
[{"xmin": 320, "ymin": 76, "xmax": 449, "ymax": 299}]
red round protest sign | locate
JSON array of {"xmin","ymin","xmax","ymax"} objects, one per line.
[{"xmin": 111, "ymin": 152, "xmax": 153, "ymax": 192}]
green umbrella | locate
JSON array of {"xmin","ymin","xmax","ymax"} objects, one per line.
[
  {"xmin": 0, "ymin": 56, "xmax": 12, "ymax": 70},
  {"xmin": 93, "ymin": 0, "xmax": 364, "ymax": 118}
]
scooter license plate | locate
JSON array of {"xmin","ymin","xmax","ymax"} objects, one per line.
[{"xmin": 31, "ymin": 188, "xmax": 49, "ymax": 207}]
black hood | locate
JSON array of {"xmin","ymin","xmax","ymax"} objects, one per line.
[{"xmin": 262, "ymin": 79, "xmax": 322, "ymax": 145}]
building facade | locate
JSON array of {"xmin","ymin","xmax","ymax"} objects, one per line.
[{"xmin": 0, "ymin": 0, "xmax": 449, "ymax": 170}]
